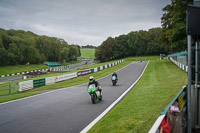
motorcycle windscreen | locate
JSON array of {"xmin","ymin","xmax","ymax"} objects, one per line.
[
  {"xmin": 88, "ymin": 84, "xmax": 96, "ymax": 92},
  {"xmin": 112, "ymin": 76, "xmax": 116, "ymax": 80}
]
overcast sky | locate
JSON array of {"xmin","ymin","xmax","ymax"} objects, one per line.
[{"xmin": 0, "ymin": 0, "xmax": 171, "ymax": 46}]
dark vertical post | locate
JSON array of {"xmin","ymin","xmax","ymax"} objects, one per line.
[
  {"xmin": 188, "ymin": 35, "xmax": 192, "ymax": 133},
  {"xmin": 195, "ymin": 41, "xmax": 199, "ymax": 126},
  {"xmin": 194, "ymin": 0, "xmax": 200, "ymax": 127},
  {"xmin": 9, "ymin": 82, "xmax": 11, "ymax": 94}
]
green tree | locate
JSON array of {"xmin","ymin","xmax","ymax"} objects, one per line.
[
  {"xmin": 69, "ymin": 45, "xmax": 79, "ymax": 60},
  {"xmin": 59, "ymin": 47, "xmax": 69, "ymax": 62},
  {"xmin": 0, "ymin": 37, "xmax": 3, "ymax": 48},
  {"xmin": 95, "ymin": 37, "xmax": 115, "ymax": 61},
  {"xmin": 95, "ymin": 45, "xmax": 102, "ymax": 60},
  {"xmin": 0, "ymin": 37, "xmax": 7, "ymax": 65},
  {"xmin": 161, "ymin": 0, "xmax": 193, "ymax": 53},
  {"xmin": 146, "ymin": 28, "xmax": 166, "ymax": 55},
  {"xmin": 0, "ymin": 29, "xmax": 10, "ymax": 50},
  {"xmin": 113, "ymin": 35, "xmax": 129, "ymax": 59},
  {"xmin": 7, "ymin": 53, "xmax": 15, "ymax": 65},
  {"xmin": 26, "ymin": 46, "xmax": 41, "ymax": 64},
  {"xmin": 8, "ymin": 43, "xmax": 22, "ymax": 64},
  {"xmin": 76, "ymin": 44, "xmax": 81, "ymax": 57}
]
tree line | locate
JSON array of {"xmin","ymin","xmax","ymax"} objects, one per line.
[
  {"xmin": 95, "ymin": 0, "xmax": 192, "ymax": 62},
  {"xmin": 81, "ymin": 45, "xmax": 96, "ymax": 49},
  {"xmin": 95, "ymin": 28, "xmax": 166, "ymax": 61},
  {"xmin": 0, "ymin": 28, "xmax": 81, "ymax": 66}
]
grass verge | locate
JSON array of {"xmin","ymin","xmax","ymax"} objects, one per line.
[{"xmin": 88, "ymin": 58, "xmax": 187, "ymax": 133}]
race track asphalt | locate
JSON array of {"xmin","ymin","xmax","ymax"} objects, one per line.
[
  {"xmin": 0, "ymin": 76, "xmax": 22, "ymax": 82},
  {"xmin": 0, "ymin": 61, "xmax": 148, "ymax": 133}
]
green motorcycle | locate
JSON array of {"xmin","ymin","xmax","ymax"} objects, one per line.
[{"xmin": 87, "ymin": 84, "xmax": 102, "ymax": 104}]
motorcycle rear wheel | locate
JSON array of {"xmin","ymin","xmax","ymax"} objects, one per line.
[{"xmin": 112, "ymin": 81, "xmax": 116, "ymax": 86}]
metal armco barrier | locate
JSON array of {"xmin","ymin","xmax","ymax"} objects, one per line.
[
  {"xmin": 149, "ymin": 86, "xmax": 187, "ymax": 133},
  {"xmin": 33, "ymin": 79, "xmax": 45, "ymax": 88}
]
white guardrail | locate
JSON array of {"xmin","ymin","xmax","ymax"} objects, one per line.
[
  {"xmin": 170, "ymin": 57, "xmax": 188, "ymax": 72},
  {"xmin": 149, "ymin": 115, "xmax": 166, "ymax": 133}
]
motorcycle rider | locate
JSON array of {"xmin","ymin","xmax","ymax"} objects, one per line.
[
  {"xmin": 112, "ymin": 72, "xmax": 118, "ymax": 80},
  {"xmin": 88, "ymin": 76, "xmax": 101, "ymax": 93}
]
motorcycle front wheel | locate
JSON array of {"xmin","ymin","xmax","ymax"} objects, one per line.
[
  {"xmin": 91, "ymin": 95, "xmax": 96, "ymax": 104},
  {"xmin": 99, "ymin": 94, "xmax": 102, "ymax": 101}
]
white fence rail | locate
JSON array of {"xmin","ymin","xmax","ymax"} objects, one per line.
[
  {"xmin": 19, "ymin": 80, "xmax": 33, "ymax": 92},
  {"xmin": 170, "ymin": 57, "xmax": 188, "ymax": 72}
]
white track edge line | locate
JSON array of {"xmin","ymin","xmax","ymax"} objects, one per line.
[
  {"xmin": 80, "ymin": 61, "xmax": 149, "ymax": 133},
  {"xmin": 0, "ymin": 61, "xmax": 135, "ymax": 106}
]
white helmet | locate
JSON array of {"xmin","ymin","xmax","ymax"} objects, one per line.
[{"xmin": 89, "ymin": 76, "xmax": 94, "ymax": 81}]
